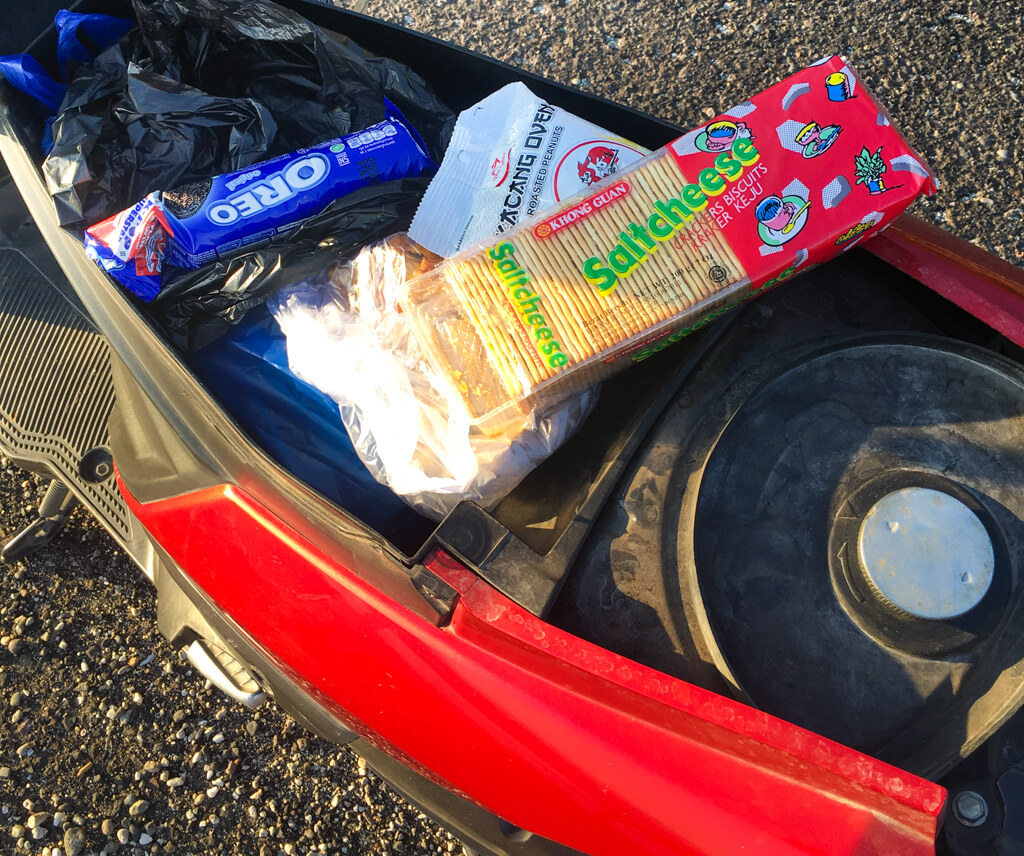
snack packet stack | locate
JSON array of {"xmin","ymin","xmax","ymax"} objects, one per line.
[
  {"xmin": 409, "ymin": 82, "xmax": 649, "ymax": 257},
  {"xmin": 402, "ymin": 56, "xmax": 937, "ymax": 429}
]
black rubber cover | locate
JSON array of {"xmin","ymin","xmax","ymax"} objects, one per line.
[
  {"xmin": 555, "ymin": 254, "xmax": 1024, "ymax": 779},
  {"xmin": 694, "ymin": 337, "xmax": 1024, "ymax": 777}
]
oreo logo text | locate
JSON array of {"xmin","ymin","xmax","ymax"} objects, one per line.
[{"xmin": 206, "ymin": 155, "xmax": 330, "ymax": 226}]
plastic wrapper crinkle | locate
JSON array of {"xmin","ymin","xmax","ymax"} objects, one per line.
[
  {"xmin": 150, "ymin": 176, "xmax": 432, "ymax": 352},
  {"xmin": 270, "ymin": 235, "xmax": 597, "ymax": 519},
  {"xmin": 409, "ymin": 82, "xmax": 649, "ymax": 257},
  {"xmin": 40, "ymin": 0, "xmax": 455, "ymax": 227},
  {"xmin": 191, "ymin": 306, "xmax": 431, "ymax": 543}
]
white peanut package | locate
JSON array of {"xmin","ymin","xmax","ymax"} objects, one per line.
[{"xmin": 409, "ymin": 82, "xmax": 648, "ymax": 257}]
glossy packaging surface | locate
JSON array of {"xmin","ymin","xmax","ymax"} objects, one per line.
[{"xmin": 401, "ymin": 57, "xmax": 936, "ymax": 426}]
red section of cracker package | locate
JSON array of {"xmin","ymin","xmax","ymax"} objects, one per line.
[{"xmin": 663, "ymin": 55, "xmax": 936, "ymax": 295}]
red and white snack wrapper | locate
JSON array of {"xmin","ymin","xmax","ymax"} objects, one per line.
[
  {"xmin": 409, "ymin": 82, "xmax": 649, "ymax": 257},
  {"xmin": 400, "ymin": 57, "xmax": 938, "ymax": 428}
]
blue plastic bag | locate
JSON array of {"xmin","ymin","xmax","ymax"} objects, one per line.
[
  {"xmin": 0, "ymin": 10, "xmax": 132, "ymax": 150},
  {"xmin": 0, "ymin": 54, "xmax": 64, "ymax": 113},
  {"xmin": 55, "ymin": 10, "xmax": 133, "ymax": 78},
  {"xmin": 190, "ymin": 306, "xmax": 430, "ymax": 545}
]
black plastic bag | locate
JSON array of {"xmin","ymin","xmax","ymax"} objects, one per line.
[
  {"xmin": 151, "ymin": 175, "xmax": 431, "ymax": 353},
  {"xmin": 44, "ymin": 0, "xmax": 454, "ymax": 227},
  {"xmin": 45, "ymin": 42, "xmax": 278, "ymax": 226}
]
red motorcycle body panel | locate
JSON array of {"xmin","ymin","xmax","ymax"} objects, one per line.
[{"xmin": 122, "ymin": 478, "xmax": 945, "ymax": 856}]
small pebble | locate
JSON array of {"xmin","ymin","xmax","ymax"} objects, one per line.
[
  {"xmin": 128, "ymin": 799, "xmax": 150, "ymax": 818},
  {"xmin": 101, "ymin": 819, "xmax": 115, "ymax": 837},
  {"xmin": 63, "ymin": 827, "xmax": 86, "ymax": 856}
]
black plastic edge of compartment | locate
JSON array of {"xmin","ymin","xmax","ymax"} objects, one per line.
[
  {"xmin": 427, "ymin": 318, "xmax": 734, "ymax": 617},
  {"xmin": 0, "ymin": 86, "xmax": 447, "ymax": 624}
]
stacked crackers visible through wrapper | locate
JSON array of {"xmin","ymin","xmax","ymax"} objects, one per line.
[{"xmin": 402, "ymin": 56, "xmax": 938, "ymax": 430}]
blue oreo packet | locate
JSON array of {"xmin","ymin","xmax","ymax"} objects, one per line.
[{"xmin": 85, "ymin": 102, "xmax": 435, "ymax": 301}]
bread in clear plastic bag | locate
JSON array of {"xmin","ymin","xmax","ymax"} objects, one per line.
[{"xmin": 270, "ymin": 234, "xmax": 597, "ymax": 520}]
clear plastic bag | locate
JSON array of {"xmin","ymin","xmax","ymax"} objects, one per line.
[{"xmin": 270, "ymin": 235, "xmax": 597, "ymax": 519}]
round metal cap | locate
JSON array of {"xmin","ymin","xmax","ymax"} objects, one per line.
[{"xmin": 858, "ymin": 487, "xmax": 994, "ymax": 620}]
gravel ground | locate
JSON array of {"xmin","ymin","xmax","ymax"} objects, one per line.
[
  {"xmin": 0, "ymin": 463, "xmax": 464, "ymax": 855},
  {"xmin": 2, "ymin": 2, "xmax": 1023, "ymax": 856}
]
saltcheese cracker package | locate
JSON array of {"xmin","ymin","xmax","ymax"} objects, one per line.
[{"xmin": 401, "ymin": 57, "xmax": 937, "ymax": 427}]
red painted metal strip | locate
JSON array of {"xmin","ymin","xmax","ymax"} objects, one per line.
[{"xmin": 865, "ymin": 214, "xmax": 1024, "ymax": 348}]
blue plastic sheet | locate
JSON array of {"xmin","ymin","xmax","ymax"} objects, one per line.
[
  {"xmin": 0, "ymin": 54, "xmax": 64, "ymax": 113},
  {"xmin": 55, "ymin": 10, "xmax": 134, "ymax": 78},
  {"xmin": 191, "ymin": 306, "xmax": 429, "ymax": 542}
]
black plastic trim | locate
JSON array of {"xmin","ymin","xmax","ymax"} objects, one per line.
[
  {"xmin": 352, "ymin": 739, "xmax": 585, "ymax": 856},
  {"xmin": 0, "ymin": 244, "xmax": 132, "ymax": 539},
  {"xmin": 428, "ymin": 318, "xmax": 734, "ymax": 616}
]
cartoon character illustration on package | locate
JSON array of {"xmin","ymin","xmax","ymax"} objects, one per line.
[
  {"xmin": 795, "ymin": 120, "xmax": 843, "ymax": 157},
  {"xmin": 756, "ymin": 193, "xmax": 811, "ymax": 245},
  {"xmin": 825, "ymin": 71, "xmax": 856, "ymax": 102},
  {"xmin": 694, "ymin": 119, "xmax": 755, "ymax": 153},
  {"xmin": 577, "ymin": 145, "xmax": 621, "ymax": 186}
]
